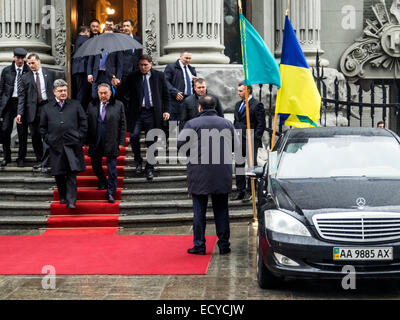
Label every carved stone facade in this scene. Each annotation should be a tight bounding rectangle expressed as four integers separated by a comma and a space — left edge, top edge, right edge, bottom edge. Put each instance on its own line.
340, 0, 400, 80
0, 0, 63, 69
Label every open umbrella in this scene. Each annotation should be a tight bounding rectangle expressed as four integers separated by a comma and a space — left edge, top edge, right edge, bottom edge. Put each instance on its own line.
73, 32, 143, 58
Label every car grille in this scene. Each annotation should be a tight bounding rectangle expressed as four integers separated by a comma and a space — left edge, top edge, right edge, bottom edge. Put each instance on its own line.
312, 212, 400, 243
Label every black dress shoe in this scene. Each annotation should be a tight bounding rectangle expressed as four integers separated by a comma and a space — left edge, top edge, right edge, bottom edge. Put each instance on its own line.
67, 203, 76, 209
219, 247, 231, 255
59, 199, 67, 205
97, 184, 107, 191
33, 163, 42, 169
231, 191, 245, 201
135, 163, 143, 174
106, 193, 115, 203
242, 192, 252, 203
41, 167, 50, 174
146, 169, 154, 181
17, 159, 25, 168
187, 247, 206, 255
0, 159, 10, 167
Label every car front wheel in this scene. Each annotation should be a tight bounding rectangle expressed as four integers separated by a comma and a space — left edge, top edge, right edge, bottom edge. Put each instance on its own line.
257, 238, 282, 289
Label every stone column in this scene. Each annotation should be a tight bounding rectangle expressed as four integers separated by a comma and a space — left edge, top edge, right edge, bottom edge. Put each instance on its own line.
0, 0, 58, 67
157, 0, 230, 65
275, 0, 328, 67
142, 0, 161, 63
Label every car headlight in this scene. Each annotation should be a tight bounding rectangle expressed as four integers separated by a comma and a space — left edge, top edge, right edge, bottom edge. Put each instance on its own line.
264, 210, 311, 237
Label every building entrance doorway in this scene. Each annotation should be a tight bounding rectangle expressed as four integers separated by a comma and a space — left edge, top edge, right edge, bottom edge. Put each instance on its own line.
67, 0, 141, 97
70, 0, 141, 40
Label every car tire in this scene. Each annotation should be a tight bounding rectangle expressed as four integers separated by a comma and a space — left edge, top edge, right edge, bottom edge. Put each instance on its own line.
257, 240, 282, 289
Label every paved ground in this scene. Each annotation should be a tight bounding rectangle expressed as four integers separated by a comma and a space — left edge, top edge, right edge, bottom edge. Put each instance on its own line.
0, 221, 400, 300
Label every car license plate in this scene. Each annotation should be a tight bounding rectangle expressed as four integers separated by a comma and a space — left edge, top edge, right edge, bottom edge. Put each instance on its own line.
333, 247, 393, 261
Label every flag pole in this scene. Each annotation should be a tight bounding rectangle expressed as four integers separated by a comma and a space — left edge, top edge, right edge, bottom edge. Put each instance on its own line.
238, 0, 258, 224
271, 6, 289, 151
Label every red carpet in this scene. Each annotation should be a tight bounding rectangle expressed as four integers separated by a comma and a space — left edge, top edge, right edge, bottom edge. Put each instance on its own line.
45, 146, 128, 234
0, 235, 218, 275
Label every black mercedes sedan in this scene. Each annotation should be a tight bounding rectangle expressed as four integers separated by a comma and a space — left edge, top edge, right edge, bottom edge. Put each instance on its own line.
254, 127, 400, 289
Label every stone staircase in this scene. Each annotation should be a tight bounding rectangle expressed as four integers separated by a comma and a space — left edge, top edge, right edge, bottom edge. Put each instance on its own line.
0, 136, 253, 229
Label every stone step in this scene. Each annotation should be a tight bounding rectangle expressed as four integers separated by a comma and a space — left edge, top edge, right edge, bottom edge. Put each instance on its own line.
7, 156, 188, 167
0, 198, 252, 216
0, 187, 239, 202
0, 209, 253, 230
0, 165, 188, 177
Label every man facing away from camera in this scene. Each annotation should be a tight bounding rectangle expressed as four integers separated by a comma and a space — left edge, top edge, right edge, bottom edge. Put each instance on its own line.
178, 95, 240, 256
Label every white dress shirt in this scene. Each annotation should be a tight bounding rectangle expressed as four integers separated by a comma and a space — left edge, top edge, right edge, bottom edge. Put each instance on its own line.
12, 65, 23, 98
35, 68, 48, 101
142, 71, 153, 107
179, 60, 193, 96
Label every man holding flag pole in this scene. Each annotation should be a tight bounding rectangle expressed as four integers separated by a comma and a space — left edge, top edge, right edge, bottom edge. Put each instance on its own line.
237, 0, 281, 222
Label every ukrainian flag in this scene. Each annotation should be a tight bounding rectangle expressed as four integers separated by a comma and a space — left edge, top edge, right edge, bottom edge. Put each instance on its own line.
276, 16, 321, 128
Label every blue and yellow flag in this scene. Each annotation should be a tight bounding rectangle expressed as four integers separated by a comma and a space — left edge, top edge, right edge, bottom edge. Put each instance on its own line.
275, 16, 321, 128
239, 14, 281, 88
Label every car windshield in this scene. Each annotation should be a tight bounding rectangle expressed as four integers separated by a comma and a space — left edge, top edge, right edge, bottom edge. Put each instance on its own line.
277, 135, 400, 179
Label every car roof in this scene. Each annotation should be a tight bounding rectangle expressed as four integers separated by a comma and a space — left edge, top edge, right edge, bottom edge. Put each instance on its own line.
286, 127, 394, 139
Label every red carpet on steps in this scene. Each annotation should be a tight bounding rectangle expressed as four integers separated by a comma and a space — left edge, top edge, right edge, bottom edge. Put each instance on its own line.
0, 134, 220, 276
44, 145, 128, 234
0, 235, 218, 275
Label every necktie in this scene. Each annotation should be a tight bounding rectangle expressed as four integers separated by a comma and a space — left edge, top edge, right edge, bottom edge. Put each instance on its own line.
35, 72, 43, 103
58, 101, 64, 109
239, 101, 246, 115
100, 52, 108, 70
101, 103, 106, 121
184, 66, 192, 96
16, 68, 22, 94
143, 75, 151, 109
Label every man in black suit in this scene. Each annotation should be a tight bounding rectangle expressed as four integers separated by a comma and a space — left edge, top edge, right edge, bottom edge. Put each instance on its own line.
115, 19, 142, 110
164, 50, 197, 122
87, 49, 123, 100
181, 78, 224, 129
232, 82, 266, 202
89, 19, 100, 38
86, 83, 126, 203
40, 79, 87, 209
17, 53, 55, 170
0, 48, 30, 167
72, 26, 91, 110
125, 54, 170, 180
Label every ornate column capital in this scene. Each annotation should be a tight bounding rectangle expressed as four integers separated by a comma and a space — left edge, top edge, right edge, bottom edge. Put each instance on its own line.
158, 0, 229, 65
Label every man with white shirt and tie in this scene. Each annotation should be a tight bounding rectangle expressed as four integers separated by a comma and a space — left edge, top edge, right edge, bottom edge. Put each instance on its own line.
164, 50, 197, 123
17, 53, 55, 171
40, 80, 88, 209
125, 54, 170, 181
86, 83, 126, 203
0, 48, 30, 167
232, 82, 266, 202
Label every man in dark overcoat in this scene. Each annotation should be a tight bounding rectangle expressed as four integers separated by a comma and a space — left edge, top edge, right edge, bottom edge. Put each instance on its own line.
86, 83, 126, 203
0, 48, 30, 167
16, 53, 55, 170
164, 50, 197, 122
180, 78, 224, 129
125, 54, 170, 180
178, 95, 240, 256
72, 26, 91, 110
40, 79, 88, 209
232, 82, 266, 202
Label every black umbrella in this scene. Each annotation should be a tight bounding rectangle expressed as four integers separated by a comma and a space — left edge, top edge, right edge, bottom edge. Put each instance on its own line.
73, 32, 143, 58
